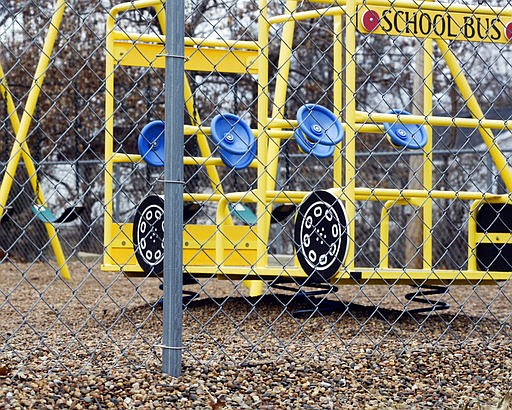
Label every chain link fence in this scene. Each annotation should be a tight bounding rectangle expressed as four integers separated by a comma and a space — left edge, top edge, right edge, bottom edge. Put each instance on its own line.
1, 0, 512, 404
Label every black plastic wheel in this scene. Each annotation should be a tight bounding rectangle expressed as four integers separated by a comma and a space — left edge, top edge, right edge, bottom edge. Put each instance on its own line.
133, 195, 165, 275
294, 190, 349, 282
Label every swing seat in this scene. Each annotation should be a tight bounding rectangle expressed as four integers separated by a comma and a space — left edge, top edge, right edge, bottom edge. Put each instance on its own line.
271, 203, 296, 224
229, 203, 296, 225
229, 203, 258, 225
184, 202, 201, 222
31, 204, 84, 224
0, 206, 13, 222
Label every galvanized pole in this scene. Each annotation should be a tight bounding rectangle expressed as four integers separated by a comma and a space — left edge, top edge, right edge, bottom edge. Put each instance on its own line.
163, 0, 184, 377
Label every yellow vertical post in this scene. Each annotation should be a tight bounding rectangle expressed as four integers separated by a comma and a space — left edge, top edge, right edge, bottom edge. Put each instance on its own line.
245, 0, 297, 297
246, 0, 272, 297
266, 0, 297, 195
103, 13, 117, 268
422, 39, 433, 270
252, 0, 297, 264
342, 0, 357, 269
153, 1, 166, 31
0, 1, 70, 280
467, 201, 479, 271
333, 14, 344, 189
379, 202, 392, 269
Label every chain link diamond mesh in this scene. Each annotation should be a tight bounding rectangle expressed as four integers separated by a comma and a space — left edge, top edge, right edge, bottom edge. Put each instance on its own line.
1, 0, 512, 391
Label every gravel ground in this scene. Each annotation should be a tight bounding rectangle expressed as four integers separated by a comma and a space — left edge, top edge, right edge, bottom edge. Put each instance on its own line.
1, 261, 512, 408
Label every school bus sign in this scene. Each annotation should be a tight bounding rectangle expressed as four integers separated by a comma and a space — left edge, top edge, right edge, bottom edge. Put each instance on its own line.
358, 5, 512, 43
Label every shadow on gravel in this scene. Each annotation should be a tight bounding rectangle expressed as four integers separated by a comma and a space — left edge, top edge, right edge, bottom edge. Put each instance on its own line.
199, 293, 508, 337
114, 290, 510, 344
183, 292, 503, 325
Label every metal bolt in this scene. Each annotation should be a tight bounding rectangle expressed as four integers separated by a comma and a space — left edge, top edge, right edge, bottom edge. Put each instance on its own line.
311, 124, 323, 134
225, 133, 234, 142
397, 128, 407, 137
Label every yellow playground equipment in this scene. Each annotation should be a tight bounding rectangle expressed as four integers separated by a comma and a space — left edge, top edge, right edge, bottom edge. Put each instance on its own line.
0, 0, 72, 280
102, 0, 512, 295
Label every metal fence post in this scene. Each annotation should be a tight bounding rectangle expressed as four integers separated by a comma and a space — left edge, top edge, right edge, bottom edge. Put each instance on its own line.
162, 0, 184, 377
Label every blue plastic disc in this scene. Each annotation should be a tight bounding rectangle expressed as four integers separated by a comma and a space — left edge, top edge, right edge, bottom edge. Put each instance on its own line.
217, 144, 256, 169
138, 120, 165, 167
211, 113, 256, 169
293, 130, 336, 158
383, 109, 428, 150
296, 104, 344, 146
295, 104, 344, 158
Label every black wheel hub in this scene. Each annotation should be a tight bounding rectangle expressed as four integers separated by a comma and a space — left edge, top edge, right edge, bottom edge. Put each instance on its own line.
294, 190, 349, 282
133, 195, 165, 275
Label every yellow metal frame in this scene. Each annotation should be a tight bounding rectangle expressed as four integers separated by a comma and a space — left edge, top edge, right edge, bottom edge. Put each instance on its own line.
102, 0, 512, 289
0, 0, 70, 280
102, 0, 260, 280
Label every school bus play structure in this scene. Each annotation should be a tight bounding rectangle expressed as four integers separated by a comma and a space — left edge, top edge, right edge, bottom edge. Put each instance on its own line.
101, 0, 512, 296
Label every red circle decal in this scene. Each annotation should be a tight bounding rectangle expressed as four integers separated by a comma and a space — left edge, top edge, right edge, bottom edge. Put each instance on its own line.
362, 10, 380, 32
505, 22, 512, 41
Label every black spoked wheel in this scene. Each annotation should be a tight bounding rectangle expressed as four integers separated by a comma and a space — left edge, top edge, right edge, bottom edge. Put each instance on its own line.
133, 195, 165, 275
294, 190, 349, 283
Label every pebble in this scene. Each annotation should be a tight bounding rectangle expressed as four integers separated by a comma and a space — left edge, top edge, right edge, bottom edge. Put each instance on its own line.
1, 264, 512, 408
